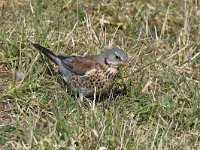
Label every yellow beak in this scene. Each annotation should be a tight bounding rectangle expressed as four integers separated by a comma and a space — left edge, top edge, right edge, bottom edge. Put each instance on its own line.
120, 60, 130, 67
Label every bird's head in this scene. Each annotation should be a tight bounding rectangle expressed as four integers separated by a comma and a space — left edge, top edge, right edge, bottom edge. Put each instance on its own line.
103, 48, 129, 68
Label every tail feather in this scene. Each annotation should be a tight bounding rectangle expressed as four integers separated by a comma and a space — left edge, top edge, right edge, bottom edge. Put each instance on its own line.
32, 43, 60, 65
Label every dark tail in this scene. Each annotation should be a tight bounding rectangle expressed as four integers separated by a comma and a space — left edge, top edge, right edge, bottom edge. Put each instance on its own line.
32, 43, 60, 65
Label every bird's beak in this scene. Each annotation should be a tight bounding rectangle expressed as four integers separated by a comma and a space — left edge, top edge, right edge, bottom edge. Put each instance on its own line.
120, 60, 130, 67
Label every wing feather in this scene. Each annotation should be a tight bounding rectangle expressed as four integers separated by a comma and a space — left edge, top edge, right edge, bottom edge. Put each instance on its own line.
61, 56, 101, 76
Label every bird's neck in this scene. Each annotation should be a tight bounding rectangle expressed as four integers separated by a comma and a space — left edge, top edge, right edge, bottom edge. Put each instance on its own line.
95, 53, 105, 65
102, 65, 118, 80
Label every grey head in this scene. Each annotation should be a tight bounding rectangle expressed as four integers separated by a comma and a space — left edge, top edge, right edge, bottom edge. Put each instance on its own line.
95, 48, 129, 67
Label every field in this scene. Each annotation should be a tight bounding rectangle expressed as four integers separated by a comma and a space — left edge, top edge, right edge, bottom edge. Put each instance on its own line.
0, 0, 199, 149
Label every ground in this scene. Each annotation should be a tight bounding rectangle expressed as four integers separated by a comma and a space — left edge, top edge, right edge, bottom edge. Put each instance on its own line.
0, 0, 199, 149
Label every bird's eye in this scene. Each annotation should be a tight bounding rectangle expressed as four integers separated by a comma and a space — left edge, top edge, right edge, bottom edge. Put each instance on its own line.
115, 55, 121, 60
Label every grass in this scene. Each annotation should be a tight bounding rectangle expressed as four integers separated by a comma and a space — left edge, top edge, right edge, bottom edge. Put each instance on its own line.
0, 0, 200, 149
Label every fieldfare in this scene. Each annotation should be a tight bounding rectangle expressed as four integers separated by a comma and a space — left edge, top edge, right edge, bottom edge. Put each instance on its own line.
32, 43, 129, 101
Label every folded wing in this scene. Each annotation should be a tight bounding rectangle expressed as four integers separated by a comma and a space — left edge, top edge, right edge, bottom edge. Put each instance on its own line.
60, 56, 101, 76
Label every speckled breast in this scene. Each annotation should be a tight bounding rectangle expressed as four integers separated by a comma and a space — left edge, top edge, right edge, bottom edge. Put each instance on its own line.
67, 66, 118, 95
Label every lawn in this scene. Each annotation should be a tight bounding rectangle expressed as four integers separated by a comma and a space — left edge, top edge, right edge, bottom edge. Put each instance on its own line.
0, 0, 199, 149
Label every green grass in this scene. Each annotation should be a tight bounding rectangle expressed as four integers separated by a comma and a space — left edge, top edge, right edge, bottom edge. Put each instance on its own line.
0, 0, 200, 149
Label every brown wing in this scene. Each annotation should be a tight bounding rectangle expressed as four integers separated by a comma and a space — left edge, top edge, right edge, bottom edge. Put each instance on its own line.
60, 56, 101, 76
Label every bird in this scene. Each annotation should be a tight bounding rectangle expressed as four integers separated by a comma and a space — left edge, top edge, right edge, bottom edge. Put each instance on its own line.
32, 43, 129, 101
